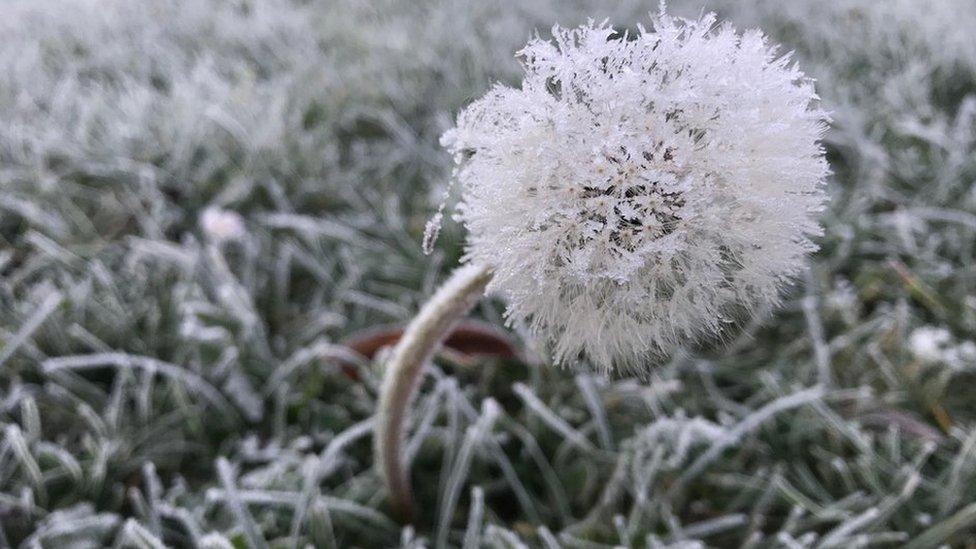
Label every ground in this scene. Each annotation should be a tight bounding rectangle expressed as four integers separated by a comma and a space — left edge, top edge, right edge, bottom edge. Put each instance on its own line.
1, 0, 975, 547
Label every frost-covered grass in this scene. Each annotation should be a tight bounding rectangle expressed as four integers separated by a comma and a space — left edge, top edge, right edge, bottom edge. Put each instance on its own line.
1, 0, 975, 547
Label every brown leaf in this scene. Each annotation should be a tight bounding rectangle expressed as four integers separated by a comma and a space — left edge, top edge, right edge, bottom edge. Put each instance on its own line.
336, 320, 522, 380
859, 408, 946, 445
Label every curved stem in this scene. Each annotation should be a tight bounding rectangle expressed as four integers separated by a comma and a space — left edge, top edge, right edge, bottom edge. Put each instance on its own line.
374, 263, 492, 522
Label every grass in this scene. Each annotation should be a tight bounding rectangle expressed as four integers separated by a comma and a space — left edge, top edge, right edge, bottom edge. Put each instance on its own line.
1, 0, 975, 547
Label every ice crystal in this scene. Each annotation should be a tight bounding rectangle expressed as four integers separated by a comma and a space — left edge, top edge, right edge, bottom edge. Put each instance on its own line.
443, 12, 830, 371
200, 207, 246, 243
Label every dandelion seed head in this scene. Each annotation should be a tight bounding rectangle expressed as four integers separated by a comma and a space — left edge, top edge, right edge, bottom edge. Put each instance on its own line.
442, 12, 830, 372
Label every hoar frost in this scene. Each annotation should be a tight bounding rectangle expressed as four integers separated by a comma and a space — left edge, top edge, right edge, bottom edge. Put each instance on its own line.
441, 12, 830, 371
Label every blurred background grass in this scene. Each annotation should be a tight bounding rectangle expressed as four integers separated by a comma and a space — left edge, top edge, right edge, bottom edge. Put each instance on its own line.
1, 0, 975, 547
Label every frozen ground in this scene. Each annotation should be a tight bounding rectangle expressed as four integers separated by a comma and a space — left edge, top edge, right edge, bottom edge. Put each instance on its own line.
1, 0, 975, 546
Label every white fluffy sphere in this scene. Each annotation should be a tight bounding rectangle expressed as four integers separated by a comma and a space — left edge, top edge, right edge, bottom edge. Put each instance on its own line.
441, 12, 830, 372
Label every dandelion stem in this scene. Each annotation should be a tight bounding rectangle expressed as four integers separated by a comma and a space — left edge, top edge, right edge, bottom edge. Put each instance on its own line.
374, 263, 492, 522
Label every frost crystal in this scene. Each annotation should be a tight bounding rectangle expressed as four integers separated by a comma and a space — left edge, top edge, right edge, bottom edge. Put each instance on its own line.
442, 12, 830, 371
200, 207, 246, 243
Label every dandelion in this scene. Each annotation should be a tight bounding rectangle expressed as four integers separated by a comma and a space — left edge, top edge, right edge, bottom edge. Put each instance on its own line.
377, 9, 829, 520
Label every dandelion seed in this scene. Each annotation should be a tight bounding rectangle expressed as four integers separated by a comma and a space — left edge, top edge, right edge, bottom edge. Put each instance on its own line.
422, 211, 444, 256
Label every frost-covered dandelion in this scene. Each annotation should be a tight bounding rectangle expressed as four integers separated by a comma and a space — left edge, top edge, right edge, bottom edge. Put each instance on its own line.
377, 10, 829, 520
